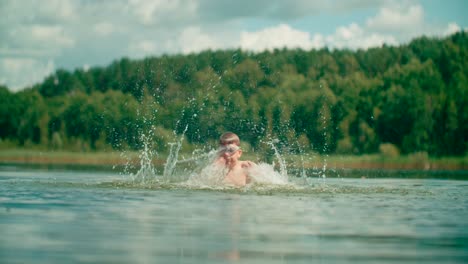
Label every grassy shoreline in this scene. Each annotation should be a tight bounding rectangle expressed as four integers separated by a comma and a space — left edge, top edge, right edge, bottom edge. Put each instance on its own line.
1, 149, 467, 171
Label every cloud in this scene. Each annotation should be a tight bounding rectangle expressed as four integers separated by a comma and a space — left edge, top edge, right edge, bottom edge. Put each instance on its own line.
2, 16, 75, 56
365, 3, 464, 41
0, 0, 465, 91
239, 23, 398, 52
240, 24, 315, 52
178, 27, 222, 54
0, 0, 77, 26
35, 0, 78, 23
327, 23, 398, 49
127, 0, 198, 26
128, 40, 158, 58
366, 4, 424, 32
93, 22, 115, 36
29, 25, 75, 47
0, 58, 55, 91
443, 23, 461, 36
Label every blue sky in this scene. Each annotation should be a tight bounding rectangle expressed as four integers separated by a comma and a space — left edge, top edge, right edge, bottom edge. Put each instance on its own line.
0, 0, 466, 91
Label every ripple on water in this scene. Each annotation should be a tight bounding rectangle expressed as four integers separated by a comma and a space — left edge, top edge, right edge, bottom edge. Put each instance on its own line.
38, 178, 432, 197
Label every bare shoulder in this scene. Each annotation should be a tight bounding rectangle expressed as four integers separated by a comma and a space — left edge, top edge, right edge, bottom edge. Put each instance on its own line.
241, 160, 256, 168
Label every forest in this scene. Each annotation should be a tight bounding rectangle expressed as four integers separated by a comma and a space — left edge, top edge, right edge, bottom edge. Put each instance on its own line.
0, 32, 467, 157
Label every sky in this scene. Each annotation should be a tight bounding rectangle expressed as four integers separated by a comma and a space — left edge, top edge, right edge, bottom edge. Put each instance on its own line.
0, 0, 466, 92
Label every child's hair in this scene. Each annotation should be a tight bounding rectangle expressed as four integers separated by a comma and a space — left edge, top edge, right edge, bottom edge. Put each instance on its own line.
219, 132, 240, 146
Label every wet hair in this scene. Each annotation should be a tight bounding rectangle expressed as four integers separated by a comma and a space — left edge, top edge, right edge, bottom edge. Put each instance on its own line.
219, 132, 240, 146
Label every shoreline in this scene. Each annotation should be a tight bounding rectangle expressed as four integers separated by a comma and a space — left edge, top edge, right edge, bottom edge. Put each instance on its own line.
1, 149, 467, 171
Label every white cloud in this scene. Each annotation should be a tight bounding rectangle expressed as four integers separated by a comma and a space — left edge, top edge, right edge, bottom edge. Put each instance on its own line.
0, 0, 77, 25
239, 23, 398, 52
94, 22, 115, 36
0, 58, 55, 91
29, 25, 75, 47
2, 24, 74, 58
443, 23, 461, 36
36, 0, 77, 23
366, 4, 424, 32
326, 23, 398, 49
365, 3, 464, 42
128, 0, 167, 25
138, 41, 157, 53
240, 24, 315, 52
128, 0, 198, 26
128, 40, 158, 58
178, 27, 222, 53
311, 34, 326, 49
335, 23, 364, 40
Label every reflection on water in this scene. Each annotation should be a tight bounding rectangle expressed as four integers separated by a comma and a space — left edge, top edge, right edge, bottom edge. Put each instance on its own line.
0, 165, 467, 263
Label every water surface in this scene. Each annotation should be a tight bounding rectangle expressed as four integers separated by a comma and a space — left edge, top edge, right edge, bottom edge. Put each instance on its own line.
1, 165, 467, 263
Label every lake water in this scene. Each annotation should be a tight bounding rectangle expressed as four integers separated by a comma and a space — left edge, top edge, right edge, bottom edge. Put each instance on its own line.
1, 164, 467, 263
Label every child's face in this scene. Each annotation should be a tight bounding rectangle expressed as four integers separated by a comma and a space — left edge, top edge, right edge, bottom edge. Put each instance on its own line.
220, 144, 242, 162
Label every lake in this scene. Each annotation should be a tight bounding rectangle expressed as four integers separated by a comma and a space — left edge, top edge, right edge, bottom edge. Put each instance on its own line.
1, 164, 467, 263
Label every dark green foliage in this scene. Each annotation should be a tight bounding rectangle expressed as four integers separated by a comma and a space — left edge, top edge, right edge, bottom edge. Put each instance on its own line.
0, 86, 21, 139
1, 32, 466, 156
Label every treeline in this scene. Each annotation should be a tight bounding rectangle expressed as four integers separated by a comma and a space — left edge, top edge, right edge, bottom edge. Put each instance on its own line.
0, 32, 467, 156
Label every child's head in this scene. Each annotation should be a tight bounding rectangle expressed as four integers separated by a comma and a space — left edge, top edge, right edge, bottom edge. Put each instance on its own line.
219, 132, 240, 146
218, 132, 242, 161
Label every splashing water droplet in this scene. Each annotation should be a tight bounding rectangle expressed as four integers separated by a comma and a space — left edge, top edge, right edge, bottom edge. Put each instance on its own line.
266, 139, 288, 179
131, 133, 157, 183
163, 125, 188, 181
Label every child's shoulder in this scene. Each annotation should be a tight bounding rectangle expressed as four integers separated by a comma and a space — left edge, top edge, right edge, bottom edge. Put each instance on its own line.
240, 160, 256, 169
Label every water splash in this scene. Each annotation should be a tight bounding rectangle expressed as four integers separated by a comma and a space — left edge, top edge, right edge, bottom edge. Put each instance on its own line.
248, 163, 288, 185
265, 138, 288, 179
184, 138, 291, 188
185, 158, 226, 187
163, 125, 188, 182
298, 154, 307, 179
131, 132, 157, 183
318, 106, 330, 179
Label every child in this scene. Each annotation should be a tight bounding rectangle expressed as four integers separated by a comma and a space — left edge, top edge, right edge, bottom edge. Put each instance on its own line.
216, 132, 256, 186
